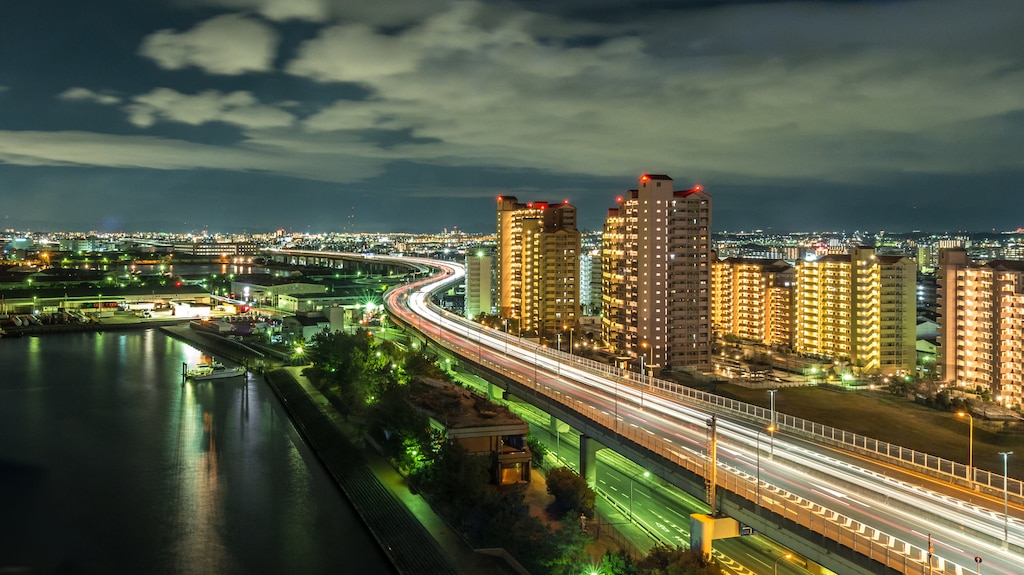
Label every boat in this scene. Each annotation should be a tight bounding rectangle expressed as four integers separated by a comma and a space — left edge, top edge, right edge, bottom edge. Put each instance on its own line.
186, 361, 246, 381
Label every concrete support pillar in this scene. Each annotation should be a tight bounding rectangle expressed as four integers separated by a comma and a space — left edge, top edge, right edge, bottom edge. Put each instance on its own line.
579, 435, 599, 488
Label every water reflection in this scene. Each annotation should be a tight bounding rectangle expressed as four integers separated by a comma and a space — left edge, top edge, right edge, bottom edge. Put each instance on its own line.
0, 331, 393, 574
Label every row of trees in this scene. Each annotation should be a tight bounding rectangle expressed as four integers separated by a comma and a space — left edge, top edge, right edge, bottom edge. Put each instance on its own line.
303, 328, 723, 575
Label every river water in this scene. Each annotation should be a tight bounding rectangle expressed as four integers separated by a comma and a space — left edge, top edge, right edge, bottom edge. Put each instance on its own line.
0, 329, 394, 574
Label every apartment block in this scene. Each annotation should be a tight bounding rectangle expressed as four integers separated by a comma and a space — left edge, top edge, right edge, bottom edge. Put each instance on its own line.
794, 247, 916, 375
938, 249, 1024, 408
465, 251, 493, 320
711, 257, 795, 348
601, 174, 712, 371
496, 197, 580, 336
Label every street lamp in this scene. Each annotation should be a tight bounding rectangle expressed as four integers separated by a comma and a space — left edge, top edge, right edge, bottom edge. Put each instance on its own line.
502, 318, 509, 355
999, 451, 1013, 548
556, 333, 562, 376
639, 352, 646, 410
768, 389, 778, 459
641, 341, 653, 382
958, 411, 974, 484
773, 553, 792, 575
629, 470, 651, 522
756, 425, 776, 505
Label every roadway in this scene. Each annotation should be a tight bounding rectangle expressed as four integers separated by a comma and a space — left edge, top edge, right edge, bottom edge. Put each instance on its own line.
446, 363, 811, 575
378, 256, 1023, 575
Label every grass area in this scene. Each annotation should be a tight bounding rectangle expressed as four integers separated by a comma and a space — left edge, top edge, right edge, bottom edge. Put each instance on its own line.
714, 383, 1024, 478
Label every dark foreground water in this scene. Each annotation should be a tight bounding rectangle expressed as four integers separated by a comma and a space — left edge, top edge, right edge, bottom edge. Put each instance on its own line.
0, 330, 394, 574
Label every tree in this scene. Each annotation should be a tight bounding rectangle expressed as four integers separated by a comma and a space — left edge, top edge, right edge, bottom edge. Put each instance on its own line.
545, 466, 595, 516
527, 435, 548, 467
636, 546, 724, 575
545, 523, 592, 575
598, 549, 640, 575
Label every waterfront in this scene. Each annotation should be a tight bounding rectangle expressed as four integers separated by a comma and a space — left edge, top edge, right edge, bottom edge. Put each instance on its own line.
0, 329, 394, 574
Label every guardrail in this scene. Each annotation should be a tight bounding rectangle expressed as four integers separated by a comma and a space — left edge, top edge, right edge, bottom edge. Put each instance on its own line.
430, 328, 959, 575
478, 323, 1024, 500
381, 260, 1009, 575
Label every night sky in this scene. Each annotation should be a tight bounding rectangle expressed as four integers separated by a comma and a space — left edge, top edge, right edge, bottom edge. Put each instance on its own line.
1, 0, 1022, 234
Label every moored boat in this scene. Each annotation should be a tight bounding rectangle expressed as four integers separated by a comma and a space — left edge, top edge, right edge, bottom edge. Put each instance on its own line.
187, 361, 246, 381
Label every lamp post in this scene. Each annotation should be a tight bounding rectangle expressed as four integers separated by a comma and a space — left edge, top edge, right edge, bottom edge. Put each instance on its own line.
958, 411, 974, 484
768, 389, 778, 459
773, 553, 792, 575
999, 451, 1013, 548
756, 425, 776, 505
629, 470, 651, 522
556, 333, 562, 376
641, 341, 653, 383
503, 318, 509, 355
639, 353, 646, 410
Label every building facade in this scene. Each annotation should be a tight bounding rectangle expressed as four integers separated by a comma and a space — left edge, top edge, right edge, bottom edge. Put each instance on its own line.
496, 197, 580, 336
710, 257, 795, 348
464, 251, 493, 320
601, 174, 712, 371
579, 249, 603, 316
937, 249, 1024, 408
794, 247, 916, 375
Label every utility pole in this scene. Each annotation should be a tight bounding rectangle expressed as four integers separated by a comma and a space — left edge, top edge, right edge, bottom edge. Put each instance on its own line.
706, 416, 718, 516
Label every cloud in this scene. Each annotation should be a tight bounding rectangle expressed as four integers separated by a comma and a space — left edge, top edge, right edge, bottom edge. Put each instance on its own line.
58, 87, 122, 105
174, 0, 450, 25
126, 88, 295, 129
283, 0, 1024, 185
139, 14, 278, 75
0, 129, 386, 185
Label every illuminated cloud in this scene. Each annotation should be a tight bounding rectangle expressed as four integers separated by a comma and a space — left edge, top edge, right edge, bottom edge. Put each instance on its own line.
139, 14, 278, 75
176, 0, 450, 25
126, 88, 295, 129
3, 0, 1024, 231
0, 129, 384, 184
285, 0, 1024, 183
58, 87, 122, 106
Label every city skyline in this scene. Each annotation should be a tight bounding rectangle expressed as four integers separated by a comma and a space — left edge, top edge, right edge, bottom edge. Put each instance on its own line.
2, 0, 1023, 234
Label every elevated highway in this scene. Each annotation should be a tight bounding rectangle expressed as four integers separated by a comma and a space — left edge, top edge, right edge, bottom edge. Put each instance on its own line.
278, 251, 1024, 575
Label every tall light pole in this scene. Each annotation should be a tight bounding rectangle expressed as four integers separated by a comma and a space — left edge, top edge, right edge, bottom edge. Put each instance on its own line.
773, 553, 792, 575
534, 345, 540, 387
958, 411, 974, 484
641, 341, 653, 384
756, 425, 776, 506
502, 318, 509, 355
999, 451, 1013, 548
639, 353, 646, 410
768, 389, 778, 459
628, 470, 650, 522
556, 333, 562, 376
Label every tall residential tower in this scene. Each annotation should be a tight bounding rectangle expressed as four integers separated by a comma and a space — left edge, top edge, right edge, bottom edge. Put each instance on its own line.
794, 247, 916, 375
601, 174, 712, 371
938, 249, 1024, 408
496, 197, 580, 337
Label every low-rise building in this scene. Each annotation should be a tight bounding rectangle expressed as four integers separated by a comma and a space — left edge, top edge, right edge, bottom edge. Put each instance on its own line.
410, 379, 532, 485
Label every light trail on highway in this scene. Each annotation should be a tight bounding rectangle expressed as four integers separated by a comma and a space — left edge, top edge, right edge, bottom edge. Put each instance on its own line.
375, 255, 1024, 575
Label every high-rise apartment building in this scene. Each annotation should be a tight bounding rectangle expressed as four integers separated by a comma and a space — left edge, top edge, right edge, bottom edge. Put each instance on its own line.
937, 249, 1024, 408
579, 249, 603, 316
711, 257, 795, 348
601, 174, 712, 370
465, 251, 493, 320
496, 197, 580, 336
794, 247, 916, 375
